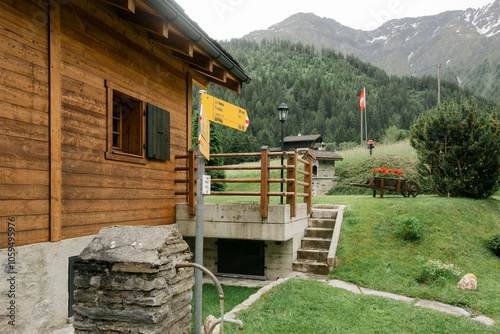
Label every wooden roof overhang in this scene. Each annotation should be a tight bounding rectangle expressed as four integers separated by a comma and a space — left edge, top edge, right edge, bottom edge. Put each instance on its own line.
101, 0, 250, 93
302, 150, 344, 162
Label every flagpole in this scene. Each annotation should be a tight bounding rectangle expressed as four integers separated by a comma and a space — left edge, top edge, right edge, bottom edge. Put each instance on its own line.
360, 87, 365, 147
360, 107, 363, 147
364, 88, 368, 144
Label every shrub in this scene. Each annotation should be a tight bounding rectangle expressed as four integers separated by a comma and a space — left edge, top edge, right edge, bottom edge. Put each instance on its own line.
410, 101, 500, 198
395, 216, 423, 241
486, 233, 500, 257
417, 260, 461, 285
381, 125, 409, 144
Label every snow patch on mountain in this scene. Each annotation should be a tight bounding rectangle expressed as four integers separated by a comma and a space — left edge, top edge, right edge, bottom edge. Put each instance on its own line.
368, 35, 388, 44
463, 1, 500, 37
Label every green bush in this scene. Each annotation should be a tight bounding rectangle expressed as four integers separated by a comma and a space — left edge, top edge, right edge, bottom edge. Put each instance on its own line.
486, 232, 500, 257
417, 260, 462, 285
410, 101, 500, 198
395, 216, 423, 241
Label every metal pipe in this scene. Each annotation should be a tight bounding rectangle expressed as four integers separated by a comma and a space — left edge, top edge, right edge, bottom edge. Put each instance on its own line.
208, 318, 244, 334
176, 262, 232, 334
280, 120, 285, 204
176, 262, 224, 300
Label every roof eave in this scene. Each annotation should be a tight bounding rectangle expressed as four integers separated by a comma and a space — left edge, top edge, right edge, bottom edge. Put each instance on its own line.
144, 0, 251, 85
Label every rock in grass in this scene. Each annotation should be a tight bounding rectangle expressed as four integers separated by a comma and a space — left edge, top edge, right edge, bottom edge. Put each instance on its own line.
457, 273, 477, 290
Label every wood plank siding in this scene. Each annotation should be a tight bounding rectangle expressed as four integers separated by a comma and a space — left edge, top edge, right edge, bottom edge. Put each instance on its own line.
0, 0, 50, 246
0, 0, 249, 248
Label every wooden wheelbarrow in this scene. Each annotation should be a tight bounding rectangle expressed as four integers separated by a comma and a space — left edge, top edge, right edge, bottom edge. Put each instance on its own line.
346, 177, 420, 198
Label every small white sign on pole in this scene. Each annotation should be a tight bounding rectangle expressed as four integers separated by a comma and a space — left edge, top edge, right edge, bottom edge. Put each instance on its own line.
202, 175, 211, 195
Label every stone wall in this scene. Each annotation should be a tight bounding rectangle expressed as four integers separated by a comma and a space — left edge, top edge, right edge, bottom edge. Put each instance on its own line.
313, 176, 341, 196
0, 235, 95, 333
316, 160, 336, 178
73, 225, 194, 334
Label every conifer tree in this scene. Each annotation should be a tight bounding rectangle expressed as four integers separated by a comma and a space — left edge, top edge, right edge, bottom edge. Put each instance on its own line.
410, 101, 500, 198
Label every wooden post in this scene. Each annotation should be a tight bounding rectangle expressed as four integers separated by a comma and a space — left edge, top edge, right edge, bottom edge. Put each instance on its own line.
286, 150, 297, 217
260, 146, 270, 218
186, 72, 193, 150
188, 149, 196, 215
438, 62, 441, 105
49, 0, 62, 242
303, 157, 313, 215
379, 178, 385, 198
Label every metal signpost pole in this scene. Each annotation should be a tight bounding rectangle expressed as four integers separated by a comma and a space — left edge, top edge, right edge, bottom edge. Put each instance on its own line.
194, 90, 206, 334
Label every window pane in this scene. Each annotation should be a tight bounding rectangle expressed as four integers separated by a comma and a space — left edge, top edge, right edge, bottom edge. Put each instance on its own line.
113, 103, 120, 118
112, 133, 120, 149
113, 119, 120, 132
112, 91, 142, 156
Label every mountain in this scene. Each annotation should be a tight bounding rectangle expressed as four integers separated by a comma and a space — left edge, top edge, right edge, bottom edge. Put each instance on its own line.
243, 1, 500, 102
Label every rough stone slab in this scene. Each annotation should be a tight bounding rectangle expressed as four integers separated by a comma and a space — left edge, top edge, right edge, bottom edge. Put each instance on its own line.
471, 315, 495, 326
414, 299, 470, 317
78, 225, 190, 266
328, 279, 361, 294
73, 302, 171, 323
359, 287, 414, 303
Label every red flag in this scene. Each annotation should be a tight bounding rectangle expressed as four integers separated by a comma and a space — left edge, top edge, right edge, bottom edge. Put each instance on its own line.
359, 88, 365, 111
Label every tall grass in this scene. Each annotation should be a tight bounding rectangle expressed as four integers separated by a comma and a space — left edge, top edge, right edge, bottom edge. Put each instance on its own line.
333, 140, 417, 177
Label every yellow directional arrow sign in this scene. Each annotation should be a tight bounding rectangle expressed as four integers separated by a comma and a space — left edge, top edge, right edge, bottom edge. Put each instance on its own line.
198, 104, 210, 160
201, 92, 249, 131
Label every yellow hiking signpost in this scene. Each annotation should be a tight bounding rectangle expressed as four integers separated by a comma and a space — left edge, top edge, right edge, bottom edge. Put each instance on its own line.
194, 91, 249, 333
200, 92, 249, 132
198, 105, 210, 160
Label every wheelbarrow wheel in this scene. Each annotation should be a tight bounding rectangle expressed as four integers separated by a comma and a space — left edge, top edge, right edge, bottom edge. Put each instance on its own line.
401, 181, 419, 197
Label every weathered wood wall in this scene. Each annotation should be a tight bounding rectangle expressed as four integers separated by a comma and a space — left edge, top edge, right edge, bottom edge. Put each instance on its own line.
0, 0, 191, 248
0, 0, 51, 246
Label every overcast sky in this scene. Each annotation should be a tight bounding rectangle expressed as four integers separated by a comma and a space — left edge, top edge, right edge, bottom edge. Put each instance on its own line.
174, 0, 494, 40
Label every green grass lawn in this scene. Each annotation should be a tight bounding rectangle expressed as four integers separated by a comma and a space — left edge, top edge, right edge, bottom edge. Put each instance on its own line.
315, 195, 500, 321
223, 279, 498, 334
190, 284, 260, 333
201, 195, 500, 333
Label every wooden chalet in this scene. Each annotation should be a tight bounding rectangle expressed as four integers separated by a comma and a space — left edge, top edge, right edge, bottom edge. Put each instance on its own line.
0, 0, 250, 249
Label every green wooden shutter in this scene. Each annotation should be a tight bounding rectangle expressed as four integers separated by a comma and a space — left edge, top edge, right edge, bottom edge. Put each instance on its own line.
147, 104, 170, 161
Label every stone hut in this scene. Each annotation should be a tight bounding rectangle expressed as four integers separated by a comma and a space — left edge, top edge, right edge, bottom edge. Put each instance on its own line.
302, 145, 343, 195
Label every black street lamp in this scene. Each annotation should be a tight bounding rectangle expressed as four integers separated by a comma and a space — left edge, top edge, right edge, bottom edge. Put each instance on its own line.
278, 103, 289, 204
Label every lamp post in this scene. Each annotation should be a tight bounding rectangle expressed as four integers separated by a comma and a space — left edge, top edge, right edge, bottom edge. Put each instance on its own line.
278, 103, 289, 205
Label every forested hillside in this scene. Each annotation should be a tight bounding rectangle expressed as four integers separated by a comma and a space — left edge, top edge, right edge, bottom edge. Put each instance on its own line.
195, 39, 497, 153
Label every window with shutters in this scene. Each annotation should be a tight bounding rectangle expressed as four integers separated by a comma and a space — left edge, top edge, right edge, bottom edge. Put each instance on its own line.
105, 81, 170, 164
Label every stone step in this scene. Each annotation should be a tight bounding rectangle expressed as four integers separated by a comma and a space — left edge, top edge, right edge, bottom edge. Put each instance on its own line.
313, 204, 342, 210
293, 259, 331, 275
309, 218, 336, 229
304, 227, 334, 239
311, 209, 338, 219
301, 237, 331, 250
296, 248, 328, 262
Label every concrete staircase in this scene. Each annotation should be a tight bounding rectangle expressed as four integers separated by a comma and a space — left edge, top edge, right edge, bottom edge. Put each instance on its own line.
292, 205, 344, 275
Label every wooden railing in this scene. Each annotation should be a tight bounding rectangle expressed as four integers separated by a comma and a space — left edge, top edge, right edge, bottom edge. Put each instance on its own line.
175, 146, 314, 218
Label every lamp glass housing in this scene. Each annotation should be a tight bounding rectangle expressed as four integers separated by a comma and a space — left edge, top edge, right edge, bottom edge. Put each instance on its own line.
278, 103, 289, 122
